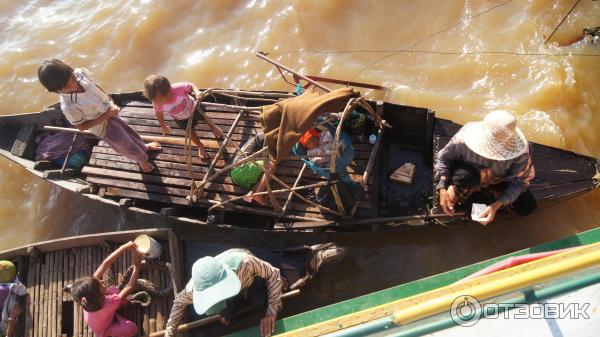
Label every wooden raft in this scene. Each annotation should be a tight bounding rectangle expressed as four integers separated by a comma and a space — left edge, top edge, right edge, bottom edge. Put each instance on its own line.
82, 98, 380, 221
17, 241, 174, 337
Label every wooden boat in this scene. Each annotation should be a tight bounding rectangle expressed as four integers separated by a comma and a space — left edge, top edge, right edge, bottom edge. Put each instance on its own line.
0, 228, 329, 337
0, 228, 182, 337
1, 56, 598, 231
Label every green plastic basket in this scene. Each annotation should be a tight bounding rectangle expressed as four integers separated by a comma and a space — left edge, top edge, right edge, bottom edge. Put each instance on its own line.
231, 160, 265, 189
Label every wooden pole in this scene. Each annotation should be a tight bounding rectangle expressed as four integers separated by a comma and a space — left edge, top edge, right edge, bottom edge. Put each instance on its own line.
42, 126, 219, 149
256, 52, 333, 92
280, 163, 307, 217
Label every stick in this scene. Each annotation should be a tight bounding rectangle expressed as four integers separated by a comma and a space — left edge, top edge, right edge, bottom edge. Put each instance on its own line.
60, 134, 78, 177
42, 126, 220, 149
256, 52, 333, 92
280, 163, 307, 217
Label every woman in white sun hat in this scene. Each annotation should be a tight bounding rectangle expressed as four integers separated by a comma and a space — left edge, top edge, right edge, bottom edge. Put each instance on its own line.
434, 110, 536, 225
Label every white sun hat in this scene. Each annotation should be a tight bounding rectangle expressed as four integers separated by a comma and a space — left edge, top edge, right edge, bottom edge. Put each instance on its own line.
462, 110, 528, 161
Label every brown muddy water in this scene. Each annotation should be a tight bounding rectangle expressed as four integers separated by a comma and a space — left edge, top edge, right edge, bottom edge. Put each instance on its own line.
0, 0, 599, 318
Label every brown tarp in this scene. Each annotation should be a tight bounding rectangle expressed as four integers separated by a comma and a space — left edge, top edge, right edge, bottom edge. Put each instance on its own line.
260, 87, 359, 163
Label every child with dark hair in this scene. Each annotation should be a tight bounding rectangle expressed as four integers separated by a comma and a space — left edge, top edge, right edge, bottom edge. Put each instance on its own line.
143, 74, 224, 159
37, 59, 161, 172
69, 242, 141, 337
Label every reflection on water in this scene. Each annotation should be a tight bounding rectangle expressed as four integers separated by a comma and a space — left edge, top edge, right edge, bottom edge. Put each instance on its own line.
0, 0, 599, 316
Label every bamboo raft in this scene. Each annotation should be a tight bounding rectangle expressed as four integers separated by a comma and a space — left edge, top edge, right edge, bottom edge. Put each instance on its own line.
0, 229, 182, 337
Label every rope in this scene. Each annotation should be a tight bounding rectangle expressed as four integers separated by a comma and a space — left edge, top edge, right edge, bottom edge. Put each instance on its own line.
544, 0, 583, 44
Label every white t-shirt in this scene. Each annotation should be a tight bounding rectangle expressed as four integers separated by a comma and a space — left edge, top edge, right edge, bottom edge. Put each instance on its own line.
60, 68, 115, 137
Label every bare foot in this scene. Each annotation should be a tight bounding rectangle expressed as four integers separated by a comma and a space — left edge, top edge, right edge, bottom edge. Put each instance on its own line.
146, 141, 161, 151
138, 161, 154, 172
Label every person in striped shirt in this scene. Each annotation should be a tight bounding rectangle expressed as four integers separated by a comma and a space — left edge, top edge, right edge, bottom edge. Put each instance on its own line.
434, 110, 536, 225
164, 249, 283, 337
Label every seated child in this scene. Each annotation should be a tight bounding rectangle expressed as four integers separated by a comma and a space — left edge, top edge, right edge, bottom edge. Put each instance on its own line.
143, 75, 224, 159
68, 242, 142, 337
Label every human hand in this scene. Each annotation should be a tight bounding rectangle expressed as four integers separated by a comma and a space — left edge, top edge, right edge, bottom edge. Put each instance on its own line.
260, 315, 277, 337
438, 189, 455, 216
447, 185, 458, 204
133, 251, 143, 266
161, 125, 172, 135
9, 303, 22, 319
218, 315, 230, 326
478, 201, 502, 225
107, 107, 120, 118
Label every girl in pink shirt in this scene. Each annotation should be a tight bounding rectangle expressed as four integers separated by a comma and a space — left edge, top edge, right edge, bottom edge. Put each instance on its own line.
143, 75, 224, 159
69, 242, 141, 337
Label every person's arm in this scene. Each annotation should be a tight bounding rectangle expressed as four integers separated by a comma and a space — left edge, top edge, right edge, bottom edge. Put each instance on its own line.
478, 155, 535, 225
73, 105, 119, 131
118, 251, 142, 299
434, 136, 463, 215
164, 280, 194, 337
5, 303, 22, 337
154, 109, 171, 135
497, 156, 535, 206
238, 255, 283, 337
93, 241, 136, 279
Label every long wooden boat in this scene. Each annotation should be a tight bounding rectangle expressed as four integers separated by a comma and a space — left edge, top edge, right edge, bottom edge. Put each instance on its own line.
0, 87, 598, 231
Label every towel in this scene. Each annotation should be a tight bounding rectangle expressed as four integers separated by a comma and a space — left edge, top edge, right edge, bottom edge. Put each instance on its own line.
260, 87, 359, 163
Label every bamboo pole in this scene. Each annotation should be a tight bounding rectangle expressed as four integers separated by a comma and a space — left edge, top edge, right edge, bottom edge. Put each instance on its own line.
189, 110, 246, 202
208, 179, 331, 213
42, 126, 220, 149
211, 89, 295, 98
256, 53, 333, 92
280, 163, 307, 217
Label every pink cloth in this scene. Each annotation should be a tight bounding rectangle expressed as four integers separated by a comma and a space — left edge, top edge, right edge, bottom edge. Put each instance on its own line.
83, 286, 137, 337
152, 82, 195, 120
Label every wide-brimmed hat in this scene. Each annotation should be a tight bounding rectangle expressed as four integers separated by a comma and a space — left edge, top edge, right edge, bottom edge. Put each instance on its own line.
462, 110, 528, 161
192, 256, 241, 315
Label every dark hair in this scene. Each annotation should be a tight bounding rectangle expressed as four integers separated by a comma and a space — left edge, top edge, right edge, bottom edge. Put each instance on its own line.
69, 276, 104, 312
37, 59, 74, 93
143, 74, 171, 100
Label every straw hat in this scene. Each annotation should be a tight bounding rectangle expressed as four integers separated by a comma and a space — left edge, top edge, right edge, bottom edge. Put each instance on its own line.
462, 110, 528, 161
191, 256, 241, 315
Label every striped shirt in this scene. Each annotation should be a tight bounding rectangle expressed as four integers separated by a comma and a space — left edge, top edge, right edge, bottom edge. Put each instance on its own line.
164, 249, 283, 337
434, 128, 535, 206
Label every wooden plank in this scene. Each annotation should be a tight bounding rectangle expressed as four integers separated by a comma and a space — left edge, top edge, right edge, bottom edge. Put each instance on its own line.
73, 249, 80, 337
41, 252, 49, 337
25, 255, 36, 337
51, 252, 57, 337
89, 144, 370, 184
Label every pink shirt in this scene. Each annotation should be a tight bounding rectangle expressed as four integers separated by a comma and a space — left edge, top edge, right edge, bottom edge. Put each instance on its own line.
152, 82, 195, 120
83, 286, 122, 337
